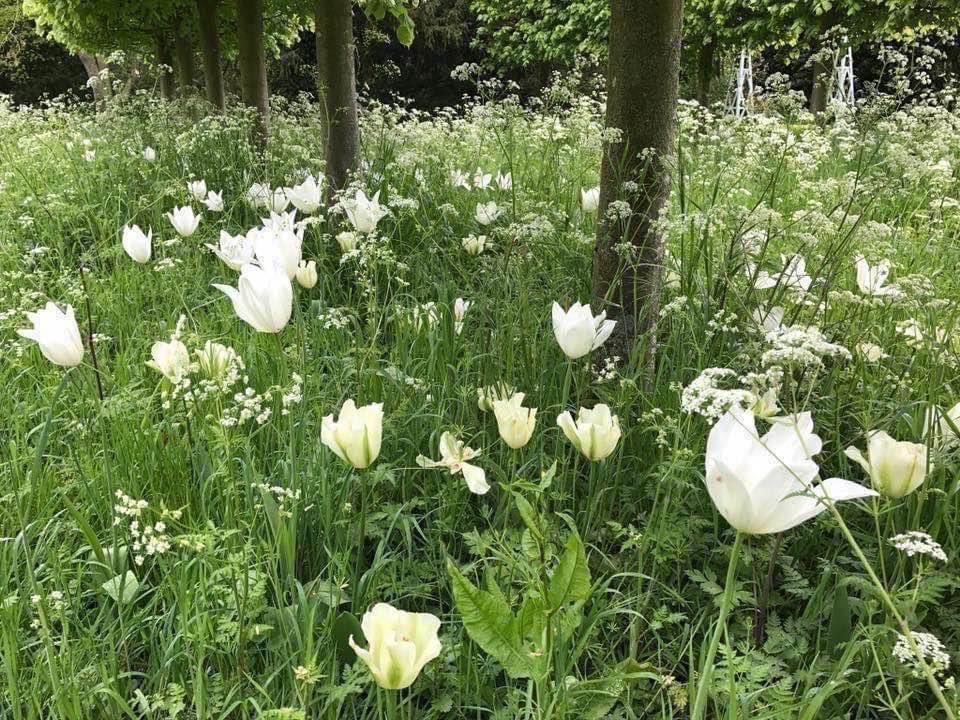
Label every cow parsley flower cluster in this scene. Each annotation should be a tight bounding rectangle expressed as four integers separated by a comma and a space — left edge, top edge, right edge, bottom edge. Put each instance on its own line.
893, 631, 951, 679
761, 325, 851, 367
889, 531, 948, 562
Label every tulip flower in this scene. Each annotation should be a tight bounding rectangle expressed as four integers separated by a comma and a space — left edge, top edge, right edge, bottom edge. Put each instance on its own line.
581, 186, 600, 213
473, 168, 492, 189
206, 230, 256, 271
267, 188, 290, 213
246, 182, 271, 209
453, 297, 470, 335
146, 339, 190, 381
167, 206, 201, 237
856, 342, 888, 362
187, 180, 207, 202
295, 260, 318, 289
845, 431, 928, 498
475, 201, 501, 226
212, 263, 293, 333
121, 224, 152, 264
343, 190, 388, 234
927, 401, 960, 450
754, 254, 811, 293
495, 171, 513, 191
337, 231, 359, 253
854, 255, 900, 297
287, 175, 324, 215
417, 432, 489, 494
493, 393, 537, 449
17, 302, 85, 367
557, 404, 621, 461
321, 399, 384, 469
197, 341, 234, 379
552, 301, 616, 359
252, 226, 303, 279
348, 602, 442, 690
142, 146, 156, 162
462, 234, 487, 256
203, 191, 224, 212
450, 169, 470, 189
705, 408, 876, 534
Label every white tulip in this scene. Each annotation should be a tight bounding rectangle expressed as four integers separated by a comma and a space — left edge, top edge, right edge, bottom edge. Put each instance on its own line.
187, 180, 207, 202
167, 206, 201, 237
321, 399, 384, 469
417, 432, 489, 494
854, 255, 900, 297
17, 302, 85, 367
928, 402, 960, 450
551, 301, 616, 359
495, 171, 513, 191
246, 182, 272, 209
142, 146, 156, 162
212, 263, 293, 333
450, 169, 471, 189
581, 186, 600, 213
343, 190, 388, 234
206, 230, 256, 271
453, 297, 470, 335
196, 341, 234, 379
557, 404, 621, 461
252, 226, 302, 279
203, 190, 224, 212
754, 254, 811, 293
845, 431, 928, 499
146, 339, 190, 381
475, 201, 501, 226
267, 187, 290, 213
462, 234, 487, 256
493, 393, 537, 449
295, 260, 318, 289
856, 342, 888, 362
753, 306, 785, 334
287, 174, 324, 215
121, 224, 152, 263
707, 408, 876, 534
348, 602, 442, 690
473, 167, 492, 190
337, 231, 359, 253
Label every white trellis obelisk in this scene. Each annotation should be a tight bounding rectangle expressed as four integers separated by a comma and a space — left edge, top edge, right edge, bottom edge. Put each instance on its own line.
729, 48, 754, 118
832, 44, 855, 108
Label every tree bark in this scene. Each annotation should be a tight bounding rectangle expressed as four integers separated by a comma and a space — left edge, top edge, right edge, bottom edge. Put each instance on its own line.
156, 35, 176, 100
78, 51, 111, 110
592, 0, 683, 366
315, 0, 360, 195
810, 54, 829, 114
236, 0, 270, 146
196, 0, 225, 110
174, 23, 196, 95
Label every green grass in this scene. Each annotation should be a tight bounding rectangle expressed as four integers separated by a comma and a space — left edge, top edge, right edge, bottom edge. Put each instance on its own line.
1, 85, 960, 719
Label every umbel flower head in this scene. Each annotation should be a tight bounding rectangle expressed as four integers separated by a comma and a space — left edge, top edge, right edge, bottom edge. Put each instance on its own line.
706, 408, 876, 534
557, 403, 621, 461
348, 602, 442, 690
321, 399, 384, 469
17, 302, 85, 367
212, 263, 293, 333
845, 431, 928, 498
552, 301, 616, 360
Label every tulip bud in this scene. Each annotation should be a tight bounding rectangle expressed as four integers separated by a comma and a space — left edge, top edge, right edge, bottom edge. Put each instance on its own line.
348, 603, 442, 690
453, 297, 470, 335
295, 260, 318, 289
556, 404, 621, 461
17, 302, 85, 367
492, 393, 537, 449
552, 301, 616, 360
845, 431, 928, 498
337, 231, 359, 253
461, 234, 487, 256
142, 146, 156, 162
121, 224, 152, 264
581, 186, 600, 213
321, 399, 384, 469
197, 341, 234, 380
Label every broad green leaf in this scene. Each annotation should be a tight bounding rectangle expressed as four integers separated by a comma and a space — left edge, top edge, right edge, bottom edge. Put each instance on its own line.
102, 571, 139, 604
332, 611, 364, 662
547, 533, 591, 610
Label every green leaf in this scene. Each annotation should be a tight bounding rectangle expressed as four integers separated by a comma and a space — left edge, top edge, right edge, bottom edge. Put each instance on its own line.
827, 582, 851, 651
447, 558, 539, 679
514, 494, 543, 541
547, 533, 591, 610
396, 20, 414, 47
332, 611, 364, 662
101, 571, 139, 604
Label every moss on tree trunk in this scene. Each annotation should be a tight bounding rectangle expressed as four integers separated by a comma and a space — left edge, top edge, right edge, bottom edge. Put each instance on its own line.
592, 0, 683, 367
315, 0, 360, 195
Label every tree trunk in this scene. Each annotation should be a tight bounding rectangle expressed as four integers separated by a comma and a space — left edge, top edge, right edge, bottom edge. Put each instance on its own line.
592, 0, 683, 366
315, 0, 360, 195
236, 0, 270, 146
810, 54, 829, 114
696, 39, 715, 106
196, 0, 226, 110
78, 51, 110, 110
157, 36, 176, 100
174, 23, 196, 95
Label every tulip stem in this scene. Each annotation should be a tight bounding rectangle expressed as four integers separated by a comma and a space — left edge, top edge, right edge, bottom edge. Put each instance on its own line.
690, 531, 743, 720
78, 263, 105, 403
